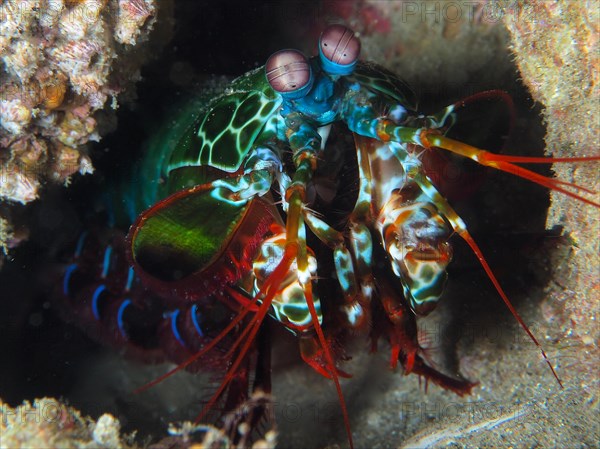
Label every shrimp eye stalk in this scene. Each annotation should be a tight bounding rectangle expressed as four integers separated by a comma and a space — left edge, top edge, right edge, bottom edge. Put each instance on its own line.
319, 24, 361, 76
265, 49, 314, 99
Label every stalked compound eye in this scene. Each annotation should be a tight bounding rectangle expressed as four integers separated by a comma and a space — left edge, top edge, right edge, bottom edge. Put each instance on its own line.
265, 49, 314, 100
319, 24, 361, 76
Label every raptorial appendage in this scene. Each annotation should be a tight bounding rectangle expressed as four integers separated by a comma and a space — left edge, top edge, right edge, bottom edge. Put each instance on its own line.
377, 188, 453, 316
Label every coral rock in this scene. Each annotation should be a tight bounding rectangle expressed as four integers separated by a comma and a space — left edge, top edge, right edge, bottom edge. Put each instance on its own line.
0, 0, 165, 254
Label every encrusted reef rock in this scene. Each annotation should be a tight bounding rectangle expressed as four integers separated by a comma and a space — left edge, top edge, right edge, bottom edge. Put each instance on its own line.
0, 396, 277, 449
0, 397, 136, 449
0, 0, 164, 258
501, 0, 599, 378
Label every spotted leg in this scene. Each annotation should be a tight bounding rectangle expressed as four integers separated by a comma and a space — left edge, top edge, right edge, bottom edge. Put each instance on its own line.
284, 133, 376, 334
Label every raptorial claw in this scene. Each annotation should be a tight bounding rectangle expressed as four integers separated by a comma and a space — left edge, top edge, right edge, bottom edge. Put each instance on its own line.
377, 189, 453, 315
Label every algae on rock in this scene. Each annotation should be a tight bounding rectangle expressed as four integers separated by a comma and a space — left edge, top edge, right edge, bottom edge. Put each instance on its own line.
501, 0, 599, 380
